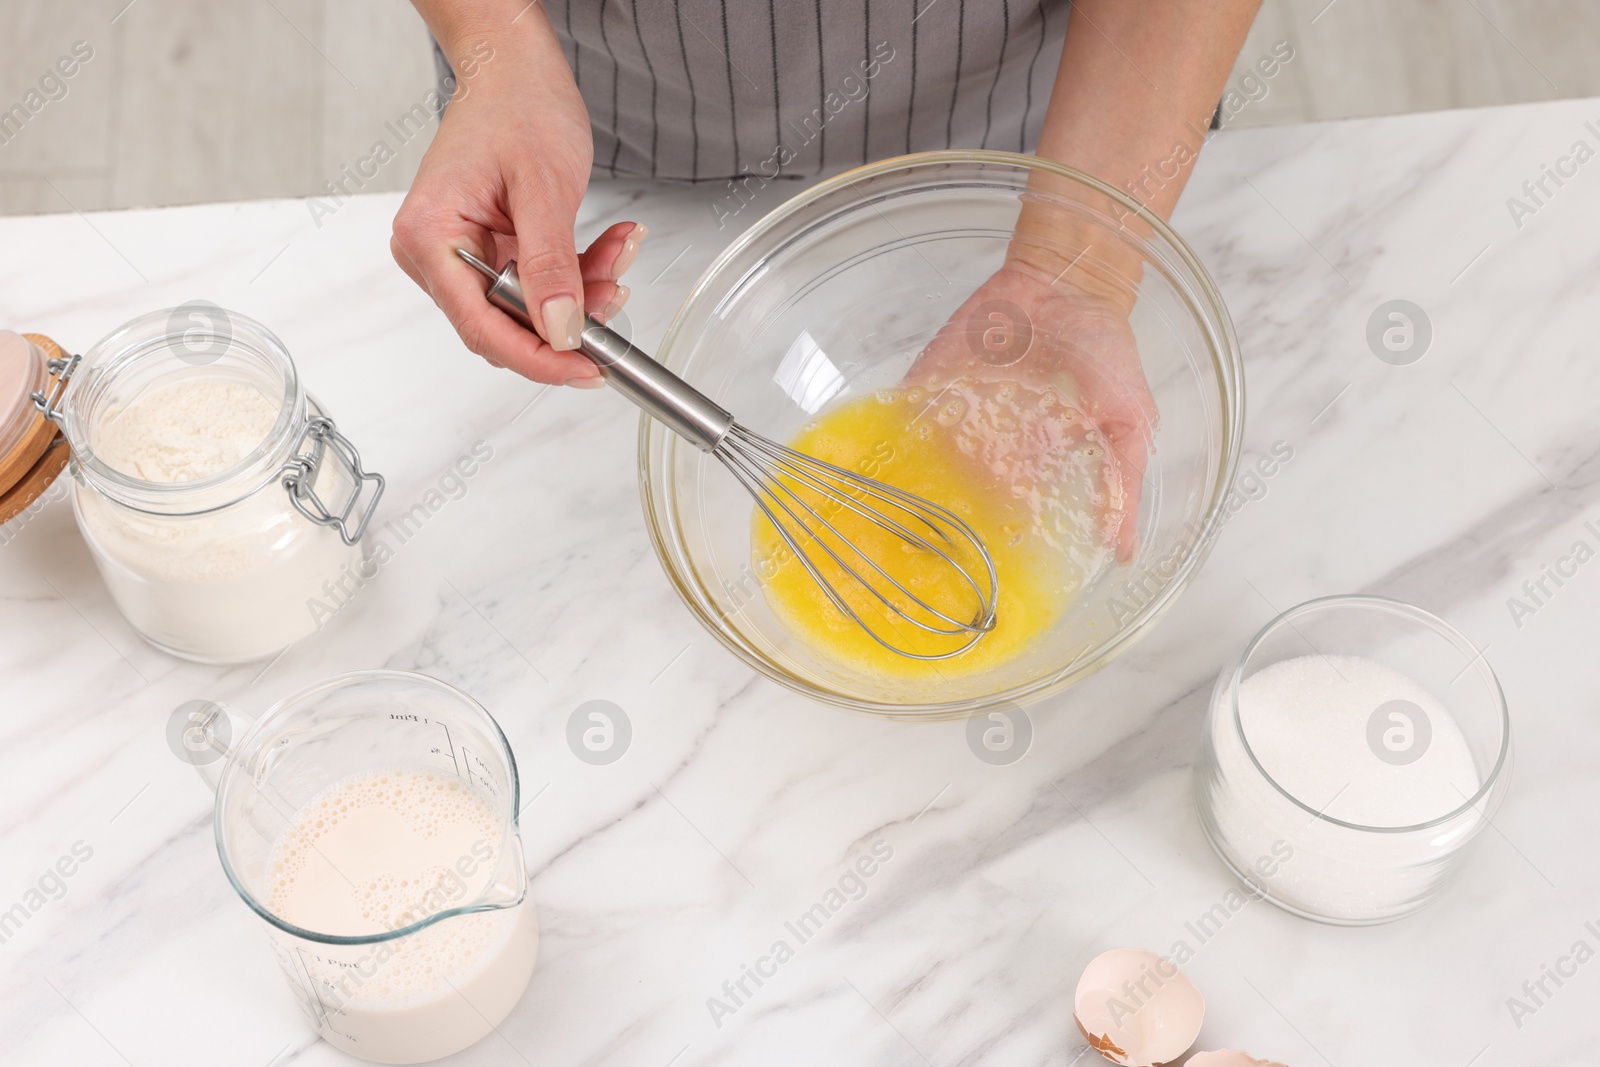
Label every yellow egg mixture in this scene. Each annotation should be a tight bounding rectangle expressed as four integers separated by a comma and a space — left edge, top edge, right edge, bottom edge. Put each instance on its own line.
752, 379, 1122, 678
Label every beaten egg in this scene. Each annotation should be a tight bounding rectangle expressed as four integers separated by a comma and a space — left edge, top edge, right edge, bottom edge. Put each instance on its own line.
751, 378, 1122, 678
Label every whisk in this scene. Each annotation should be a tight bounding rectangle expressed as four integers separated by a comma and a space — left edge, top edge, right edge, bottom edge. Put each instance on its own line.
456, 248, 997, 659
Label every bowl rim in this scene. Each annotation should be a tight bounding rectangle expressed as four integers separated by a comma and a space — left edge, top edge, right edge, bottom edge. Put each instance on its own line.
1226, 593, 1513, 833
637, 149, 1246, 716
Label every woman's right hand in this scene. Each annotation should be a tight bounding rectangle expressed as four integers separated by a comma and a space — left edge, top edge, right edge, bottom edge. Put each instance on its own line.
391, 7, 643, 386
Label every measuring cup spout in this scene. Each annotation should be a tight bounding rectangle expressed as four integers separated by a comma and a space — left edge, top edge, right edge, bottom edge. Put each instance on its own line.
166, 699, 253, 791
478, 832, 530, 911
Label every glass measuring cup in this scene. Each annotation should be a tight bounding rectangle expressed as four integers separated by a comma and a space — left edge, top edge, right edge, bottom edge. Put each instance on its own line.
180, 670, 537, 1063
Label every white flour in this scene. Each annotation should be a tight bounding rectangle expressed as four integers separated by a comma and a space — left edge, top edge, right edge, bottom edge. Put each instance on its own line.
94, 379, 280, 482
74, 376, 361, 663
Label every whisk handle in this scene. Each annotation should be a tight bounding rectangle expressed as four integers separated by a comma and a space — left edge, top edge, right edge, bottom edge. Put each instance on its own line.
455, 249, 733, 451
578, 319, 735, 450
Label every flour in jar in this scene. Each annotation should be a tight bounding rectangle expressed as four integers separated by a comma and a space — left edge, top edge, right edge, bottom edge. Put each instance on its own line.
93, 378, 281, 481
71, 374, 362, 663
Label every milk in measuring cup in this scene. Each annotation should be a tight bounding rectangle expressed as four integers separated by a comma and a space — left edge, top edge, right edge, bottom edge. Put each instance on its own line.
266, 769, 537, 1063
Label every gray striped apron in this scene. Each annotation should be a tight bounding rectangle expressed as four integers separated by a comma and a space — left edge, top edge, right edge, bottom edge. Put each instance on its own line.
435, 0, 1070, 182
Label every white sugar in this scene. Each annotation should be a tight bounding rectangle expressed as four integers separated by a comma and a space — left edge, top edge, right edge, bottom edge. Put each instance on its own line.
1236, 654, 1480, 828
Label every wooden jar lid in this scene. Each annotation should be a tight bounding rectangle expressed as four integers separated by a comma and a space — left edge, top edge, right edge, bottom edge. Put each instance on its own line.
0, 333, 72, 525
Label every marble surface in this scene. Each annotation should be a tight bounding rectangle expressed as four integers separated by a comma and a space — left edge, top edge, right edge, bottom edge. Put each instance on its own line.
3, 96, 1599, 1067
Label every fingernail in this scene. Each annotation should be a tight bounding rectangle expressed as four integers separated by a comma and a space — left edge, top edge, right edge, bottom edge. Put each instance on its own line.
540, 295, 582, 351
631, 222, 649, 241
601, 284, 631, 322
613, 239, 641, 278
564, 374, 605, 389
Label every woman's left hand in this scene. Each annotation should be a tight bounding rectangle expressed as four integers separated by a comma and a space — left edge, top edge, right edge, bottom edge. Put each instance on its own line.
907, 262, 1157, 562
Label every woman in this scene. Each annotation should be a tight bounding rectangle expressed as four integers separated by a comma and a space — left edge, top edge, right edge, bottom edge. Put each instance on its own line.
391, 0, 1259, 556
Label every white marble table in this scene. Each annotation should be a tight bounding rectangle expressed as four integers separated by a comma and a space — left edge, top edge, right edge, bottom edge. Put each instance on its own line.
3, 96, 1598, 1067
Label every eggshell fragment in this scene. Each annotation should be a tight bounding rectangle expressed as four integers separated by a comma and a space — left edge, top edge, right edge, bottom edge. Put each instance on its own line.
1073, 948, 1204, 1066
1188, 1052, 1288, 1067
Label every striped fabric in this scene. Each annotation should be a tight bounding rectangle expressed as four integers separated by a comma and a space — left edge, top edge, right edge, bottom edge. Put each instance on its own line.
437, 0, 1069, 182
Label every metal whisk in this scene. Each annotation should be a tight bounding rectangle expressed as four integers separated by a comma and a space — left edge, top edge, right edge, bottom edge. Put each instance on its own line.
457, 248, 998, 659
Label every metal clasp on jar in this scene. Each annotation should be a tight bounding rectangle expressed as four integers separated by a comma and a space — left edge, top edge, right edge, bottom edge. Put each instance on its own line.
280, 415, 384, 546
30, 351, 83, 426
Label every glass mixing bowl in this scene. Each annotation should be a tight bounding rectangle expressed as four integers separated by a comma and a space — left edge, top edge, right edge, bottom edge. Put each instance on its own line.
640, 151, 1244, 716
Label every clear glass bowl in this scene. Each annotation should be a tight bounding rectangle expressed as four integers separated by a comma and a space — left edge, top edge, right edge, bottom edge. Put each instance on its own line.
640, 151, 1244, 716
1195, 595, 1512, 924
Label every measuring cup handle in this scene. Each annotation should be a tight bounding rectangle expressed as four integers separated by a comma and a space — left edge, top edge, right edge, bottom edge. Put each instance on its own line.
166, 699, 254, 791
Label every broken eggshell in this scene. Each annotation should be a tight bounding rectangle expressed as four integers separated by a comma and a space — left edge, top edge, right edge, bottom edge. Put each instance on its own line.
1073, 948, 1204, 1066
1188, 1052, 1288, 1067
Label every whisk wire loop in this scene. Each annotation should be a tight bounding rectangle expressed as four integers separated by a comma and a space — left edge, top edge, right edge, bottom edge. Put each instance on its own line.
727, 428, 991, 634
718, 424, 998, 661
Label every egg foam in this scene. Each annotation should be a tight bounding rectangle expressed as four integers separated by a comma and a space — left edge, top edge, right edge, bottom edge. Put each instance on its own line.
751, 379, 1120, 678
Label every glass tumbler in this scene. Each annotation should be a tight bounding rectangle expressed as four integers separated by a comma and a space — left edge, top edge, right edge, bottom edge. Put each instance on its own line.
1195, 595, 1511, 924
179, 670, 538, 1063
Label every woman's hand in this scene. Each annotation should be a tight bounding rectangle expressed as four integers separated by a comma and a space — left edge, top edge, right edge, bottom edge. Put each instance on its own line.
391, 8, 643, 385
907, 261, 1157, 563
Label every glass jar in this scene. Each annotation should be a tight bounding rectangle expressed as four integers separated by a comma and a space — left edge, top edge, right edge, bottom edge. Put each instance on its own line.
35, 307, 383, 663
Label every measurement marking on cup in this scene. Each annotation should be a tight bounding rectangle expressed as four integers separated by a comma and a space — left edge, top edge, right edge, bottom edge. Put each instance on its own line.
437, 721, 462, 779
460, 745, 482, 792
292, 946, 337, 1033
